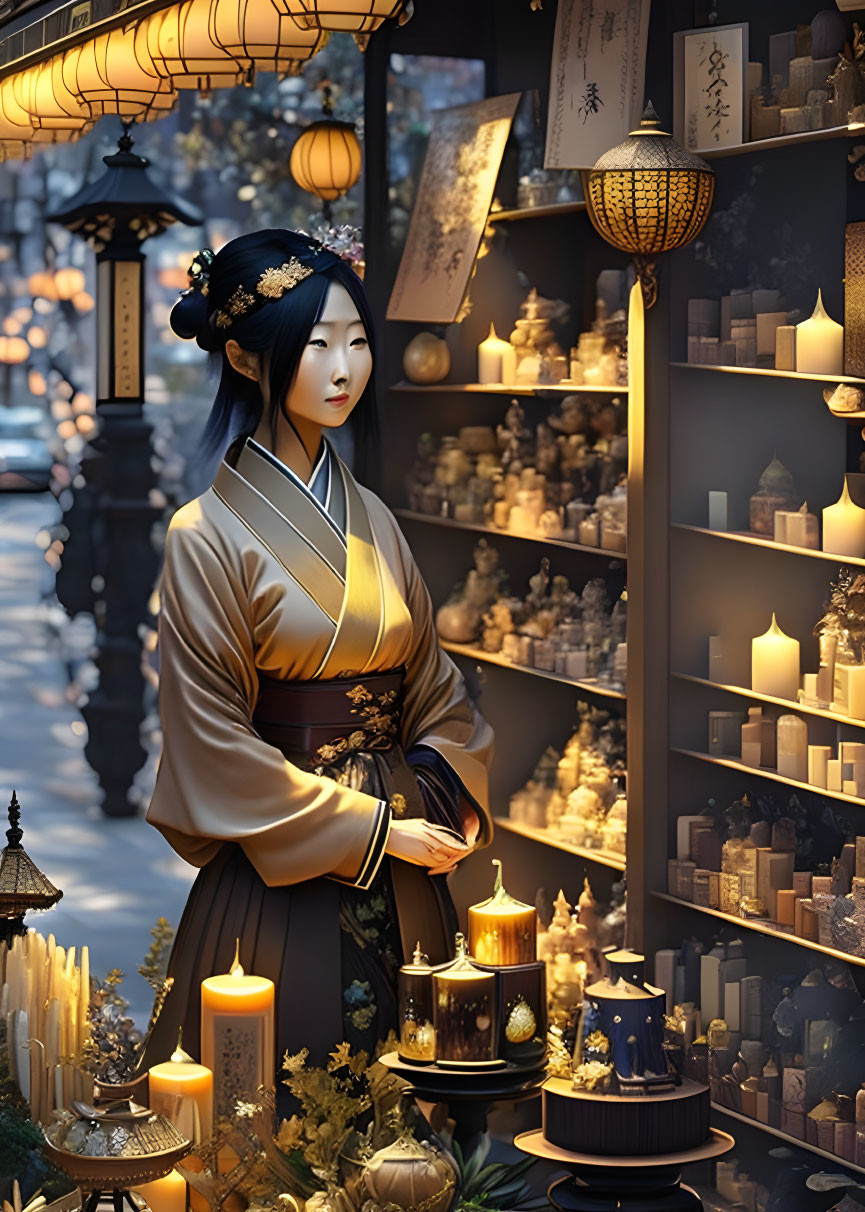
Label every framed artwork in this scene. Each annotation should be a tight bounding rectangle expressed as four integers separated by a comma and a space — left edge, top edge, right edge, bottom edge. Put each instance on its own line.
674, 23, 749, 153
387, 92, 520, 324
544, 0, 651, 171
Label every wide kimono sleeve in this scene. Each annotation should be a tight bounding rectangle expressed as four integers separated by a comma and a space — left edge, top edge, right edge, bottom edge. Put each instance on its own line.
394, 522, 495, 848
147, 513, 390, 890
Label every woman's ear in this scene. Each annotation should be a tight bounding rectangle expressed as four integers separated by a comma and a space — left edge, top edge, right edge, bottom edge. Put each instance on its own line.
225, 339, 261, 383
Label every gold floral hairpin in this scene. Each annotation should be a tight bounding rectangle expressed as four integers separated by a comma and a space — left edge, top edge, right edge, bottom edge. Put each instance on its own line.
212, 256, 315, 329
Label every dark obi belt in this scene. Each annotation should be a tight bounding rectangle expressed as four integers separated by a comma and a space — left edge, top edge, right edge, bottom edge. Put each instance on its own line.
252, 668, 406, 767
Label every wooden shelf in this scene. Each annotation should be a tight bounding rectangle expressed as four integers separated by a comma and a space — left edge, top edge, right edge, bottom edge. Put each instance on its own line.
710, 1102, 865, 1177
441, 640, 627, 701
671, 523, 865, 570
393, 509, 627, 559
672, 671, 865, 732
670, 361, 865, 388
389, 381, 627, 396
488, 200, 587, 223
695, 123, 862, 160
652, 892, 865, 969
672, 746, 865, 808
494, 815, 626, 870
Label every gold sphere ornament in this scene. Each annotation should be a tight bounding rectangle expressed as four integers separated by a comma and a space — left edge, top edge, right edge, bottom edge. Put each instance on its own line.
583, 102, 714, 308
402, 332, 450, 384
290, 119, 361, 202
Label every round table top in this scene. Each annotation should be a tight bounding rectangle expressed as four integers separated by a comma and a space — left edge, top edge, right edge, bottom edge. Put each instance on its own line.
378, 1052, 546, 1101
514, 1127, 735, 1168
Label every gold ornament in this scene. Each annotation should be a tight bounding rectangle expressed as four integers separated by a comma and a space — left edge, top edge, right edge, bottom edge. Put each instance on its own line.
505, 998, 537, 1044
363, 1135, 457, 1212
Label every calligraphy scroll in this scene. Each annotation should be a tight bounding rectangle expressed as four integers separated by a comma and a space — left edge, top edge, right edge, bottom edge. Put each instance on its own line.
674, 23, 748, 153
387, 93, 520, 324
544, 0, 650, 170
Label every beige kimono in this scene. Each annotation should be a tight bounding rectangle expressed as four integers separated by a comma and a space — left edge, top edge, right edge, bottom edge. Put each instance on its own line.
144, 437, 493, 1071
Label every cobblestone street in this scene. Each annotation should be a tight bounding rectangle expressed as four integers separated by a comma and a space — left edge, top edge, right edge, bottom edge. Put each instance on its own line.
0, 492, 195, 1027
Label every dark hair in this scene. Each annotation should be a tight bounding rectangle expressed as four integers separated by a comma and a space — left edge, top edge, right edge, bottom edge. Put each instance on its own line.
170, 228, 377, 476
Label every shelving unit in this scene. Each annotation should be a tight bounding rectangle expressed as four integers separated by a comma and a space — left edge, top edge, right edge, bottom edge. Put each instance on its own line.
652, 892, 865, 968
672, 671, 865, 730
672, 746, 865, 809
494, 816, 626, 871
487, 200, 587, 223
670, 360, 865, 388
671, 523, 865, 570
694, 122, 861, 160
389, 381, 627, 395
442, 640, 627, 700
709, 1104, 865, 1177
393, 508, 627, 560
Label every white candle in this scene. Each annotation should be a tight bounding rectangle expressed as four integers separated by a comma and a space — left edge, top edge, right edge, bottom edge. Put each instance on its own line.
808, 745, 832, 788
796, 289, 844, 375
477, 324, 512, 385
752, 614, 800, 701
823, 478, 865, 557
848, 665, 865, 720
776, 714, 808, 782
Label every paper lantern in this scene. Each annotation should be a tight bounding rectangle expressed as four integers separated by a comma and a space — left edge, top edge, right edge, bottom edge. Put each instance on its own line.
210, 0, 326, 73
61, 25, 177, 121
137, 0, 247, 89
583, 103, 714, 308
0, 336, 30, 364
54, 267, 86, 300
10, 57, 93, 133
290, 119, 361, 201
275, 0, 407, 32
28, 271, 59, 300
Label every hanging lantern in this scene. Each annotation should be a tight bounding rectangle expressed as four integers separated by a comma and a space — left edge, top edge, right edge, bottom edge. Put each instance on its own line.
0, 336, 30, 364
210, 0, 326, 75
137, 0, 247, 90
54, 267, 87, 300
61, 25, 177, 122
28, 270, 59, 300
274, 0, 408, 33
290, 118, 361, 202
582, 102, 714, 309
0, 81, 35, 159
10, 57, 93, 134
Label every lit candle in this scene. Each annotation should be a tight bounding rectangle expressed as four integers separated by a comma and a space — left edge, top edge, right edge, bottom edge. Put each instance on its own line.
201, 942, 275, 1118
467, 859, 537, 966
149, 1032, 213, 1146
477, 323, 512, 385
397, 943, 435, 1064
751, 614, 800, 702
796, 289, 844, 375
134, 1169, 186, 1212
433, 933, 497, 1065
823, 478, 865, 557
848, 666, 865, 721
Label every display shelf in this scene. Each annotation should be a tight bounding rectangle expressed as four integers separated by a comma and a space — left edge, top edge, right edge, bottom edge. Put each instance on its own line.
389, 381, 628, 396
393, 509, 627, 559
695, 123, 862, 160
488, 200, 587, 223
493, 815, 626, 870
670, 361, 865, 388
709, 1102, 865, 1177
441, 640, 627, 701
652, 892, 865, 969
672, 746, 865, 808
672, 671, 865, 731
671, 523, 865, 570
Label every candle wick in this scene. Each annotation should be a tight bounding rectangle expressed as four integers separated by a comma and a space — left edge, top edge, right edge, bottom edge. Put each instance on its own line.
230, 938, 244, 978
492, 857, 503, 895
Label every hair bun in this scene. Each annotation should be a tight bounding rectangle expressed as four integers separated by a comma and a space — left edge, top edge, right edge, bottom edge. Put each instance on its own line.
170, 289, 209, 342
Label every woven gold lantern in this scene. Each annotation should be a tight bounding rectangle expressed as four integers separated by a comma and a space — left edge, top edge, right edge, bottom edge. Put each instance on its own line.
61, 24, 178, 122
290, 118, 361, 203
583, 103, 714, 308
9, 56, 94, 134
210, 0, 326, 76
274, 0, 409, 33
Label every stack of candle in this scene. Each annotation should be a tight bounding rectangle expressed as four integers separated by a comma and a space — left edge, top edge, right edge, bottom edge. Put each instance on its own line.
0, 931, 90, 1121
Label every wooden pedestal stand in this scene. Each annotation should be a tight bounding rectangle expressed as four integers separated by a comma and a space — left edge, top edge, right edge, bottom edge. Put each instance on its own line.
378, 1052, 545, 1153
515, 1127, 734, 1211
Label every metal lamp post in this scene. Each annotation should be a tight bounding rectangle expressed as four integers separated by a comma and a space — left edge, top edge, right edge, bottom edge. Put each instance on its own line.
49, 124, 200, 817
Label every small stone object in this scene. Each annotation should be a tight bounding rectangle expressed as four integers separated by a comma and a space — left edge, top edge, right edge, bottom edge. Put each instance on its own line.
749, 455, 800, 536
771, 817, 797, 852
750, 821, 771, 848
824, 383, 865, 413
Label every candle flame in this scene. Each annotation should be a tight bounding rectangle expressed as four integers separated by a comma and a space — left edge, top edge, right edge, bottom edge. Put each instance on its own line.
230, 938, 244, 979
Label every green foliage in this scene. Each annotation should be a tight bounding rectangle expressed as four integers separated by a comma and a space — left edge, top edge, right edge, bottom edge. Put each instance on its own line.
138, 917, 175, 991
450, 1136, 537, 1212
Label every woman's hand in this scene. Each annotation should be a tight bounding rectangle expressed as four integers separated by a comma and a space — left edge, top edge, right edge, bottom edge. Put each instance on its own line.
385, 819, 470, 876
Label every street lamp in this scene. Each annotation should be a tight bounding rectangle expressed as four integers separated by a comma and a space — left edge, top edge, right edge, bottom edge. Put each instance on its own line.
0, 791, 62, 947
49, 124, 200, 817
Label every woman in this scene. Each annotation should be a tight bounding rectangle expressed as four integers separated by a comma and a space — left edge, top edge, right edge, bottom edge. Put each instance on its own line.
143, 229, 493, 1079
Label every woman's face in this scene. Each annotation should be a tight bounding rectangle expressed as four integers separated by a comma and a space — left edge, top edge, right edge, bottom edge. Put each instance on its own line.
283, 280, 372, 429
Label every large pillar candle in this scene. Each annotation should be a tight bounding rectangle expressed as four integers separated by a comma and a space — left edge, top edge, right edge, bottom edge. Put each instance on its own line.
477, 324, 512, 384
148, 1033, 213, 1145
752, 615, 800, 702
823, 478, 865, 557
776, 714, 808, 782
134, 1170, 186, 1212
201, 943, 275, 1119
796, 289, 844, 375
848, 665, 865, 721
468, 859, 537, 965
